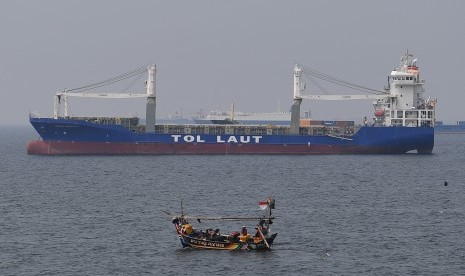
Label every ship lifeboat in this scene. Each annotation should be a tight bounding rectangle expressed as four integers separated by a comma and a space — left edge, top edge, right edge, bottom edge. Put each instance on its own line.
374, 109, 384, 117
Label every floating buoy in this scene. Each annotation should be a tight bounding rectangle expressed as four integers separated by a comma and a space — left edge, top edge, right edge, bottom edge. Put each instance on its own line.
444, 181, 448, 186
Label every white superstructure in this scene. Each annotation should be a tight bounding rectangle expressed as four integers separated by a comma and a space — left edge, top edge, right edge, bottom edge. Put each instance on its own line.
376, 51, 436, 127
293, 50, 436, 128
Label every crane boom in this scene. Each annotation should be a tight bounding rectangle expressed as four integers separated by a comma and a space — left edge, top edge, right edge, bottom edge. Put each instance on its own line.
53, 64, 156, 119
57, 92, 146, 99
293, 64, 392, 101
297, 94, 391, 101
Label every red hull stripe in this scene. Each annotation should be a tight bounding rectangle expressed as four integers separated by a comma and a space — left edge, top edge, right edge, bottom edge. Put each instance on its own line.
27, 140, 428, 155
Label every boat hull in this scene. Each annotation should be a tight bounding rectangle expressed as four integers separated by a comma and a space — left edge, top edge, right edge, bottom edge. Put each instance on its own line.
27, 118, 434, 155
178, 233, 278, 251
26, 140, 433, 155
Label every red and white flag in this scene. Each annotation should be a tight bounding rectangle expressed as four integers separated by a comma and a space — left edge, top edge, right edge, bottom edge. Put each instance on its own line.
259, 200, 269, 210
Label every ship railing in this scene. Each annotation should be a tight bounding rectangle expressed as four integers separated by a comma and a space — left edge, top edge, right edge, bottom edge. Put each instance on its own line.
152, 124, 357, 137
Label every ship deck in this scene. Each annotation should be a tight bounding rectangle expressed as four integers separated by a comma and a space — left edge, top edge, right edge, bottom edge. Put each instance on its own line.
67, 116, 358, 137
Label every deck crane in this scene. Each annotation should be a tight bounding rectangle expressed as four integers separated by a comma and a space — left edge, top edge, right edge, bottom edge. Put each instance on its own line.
53, 64, 157, 132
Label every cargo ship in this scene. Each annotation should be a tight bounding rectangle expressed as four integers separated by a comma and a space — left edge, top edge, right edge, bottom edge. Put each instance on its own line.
435, 121, 465, 133
27, 51, 436, 155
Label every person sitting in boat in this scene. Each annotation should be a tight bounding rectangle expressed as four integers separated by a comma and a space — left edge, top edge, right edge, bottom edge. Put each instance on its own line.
181, 224, 193, 235
206, 228, 218, 239
254, 227, 261, 238
254, 225, 268, 238
254, 227, 260, 238
228, 231, 240, 242
209, 229, 226, 242
239, 226, 251, 243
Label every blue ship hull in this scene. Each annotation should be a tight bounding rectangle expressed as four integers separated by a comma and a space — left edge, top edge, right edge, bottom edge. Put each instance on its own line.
27, 118, 434, 155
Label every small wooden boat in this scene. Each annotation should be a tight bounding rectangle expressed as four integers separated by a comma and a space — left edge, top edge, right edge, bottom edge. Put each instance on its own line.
167, 198, 277, 251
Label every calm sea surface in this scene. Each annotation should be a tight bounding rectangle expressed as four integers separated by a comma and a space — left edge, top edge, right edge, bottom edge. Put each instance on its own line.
1, 126, 465, 275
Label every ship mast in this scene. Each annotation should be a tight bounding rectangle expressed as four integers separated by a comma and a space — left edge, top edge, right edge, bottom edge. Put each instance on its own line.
145, 64, 156, 132
230, 101, 235, 123
290, 64, 303, 134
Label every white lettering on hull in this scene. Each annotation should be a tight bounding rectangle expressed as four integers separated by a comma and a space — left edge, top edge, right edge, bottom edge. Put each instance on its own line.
240, 136, 250, 143
171, 135, 262, 144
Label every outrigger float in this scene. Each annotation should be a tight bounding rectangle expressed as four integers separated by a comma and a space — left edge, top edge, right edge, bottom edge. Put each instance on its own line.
167, 198, 277, 251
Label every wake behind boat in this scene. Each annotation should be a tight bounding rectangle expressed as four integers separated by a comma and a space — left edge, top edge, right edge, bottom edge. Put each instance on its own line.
168, 198, 277, 251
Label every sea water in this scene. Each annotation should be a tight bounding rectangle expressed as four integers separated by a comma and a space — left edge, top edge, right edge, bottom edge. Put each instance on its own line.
1, 126, 465, 275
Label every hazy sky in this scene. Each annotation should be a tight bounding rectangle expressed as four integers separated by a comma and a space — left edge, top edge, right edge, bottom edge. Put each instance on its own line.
1, 0, 464, 126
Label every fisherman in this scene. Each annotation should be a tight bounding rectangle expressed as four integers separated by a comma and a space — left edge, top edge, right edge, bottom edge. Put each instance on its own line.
239, 226, 250, 243
254, 224, 268, 238
254, 227, 261, 238
206, 228, 219, 239
228, 231, 240, 242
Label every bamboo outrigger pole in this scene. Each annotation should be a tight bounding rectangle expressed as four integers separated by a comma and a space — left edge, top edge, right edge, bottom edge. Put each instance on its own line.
257, 227, 270, 249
